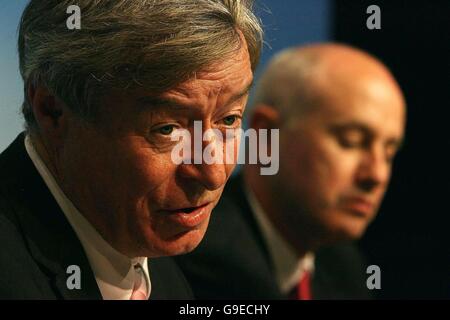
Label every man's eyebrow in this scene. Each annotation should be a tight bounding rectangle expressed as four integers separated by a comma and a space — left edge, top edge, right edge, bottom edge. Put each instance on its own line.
386, 137, 405, 150
136, 80, 254, 111
227, 80, 254, 106
329, 121, 371, 135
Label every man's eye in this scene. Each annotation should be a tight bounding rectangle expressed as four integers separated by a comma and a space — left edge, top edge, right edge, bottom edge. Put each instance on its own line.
385, 146, 398, 163
222, 115, 240, 126
158, 125, 175, 135
336, 132, 366, 148
339, 138, 363, 148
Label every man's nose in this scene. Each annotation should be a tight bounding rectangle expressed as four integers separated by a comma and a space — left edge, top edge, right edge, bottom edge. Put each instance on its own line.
356, 145, 391, 192
179, 162, 228, 191
177, 138, 228, 191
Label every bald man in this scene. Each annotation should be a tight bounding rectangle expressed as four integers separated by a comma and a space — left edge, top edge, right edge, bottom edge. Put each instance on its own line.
175, 43, 406, 299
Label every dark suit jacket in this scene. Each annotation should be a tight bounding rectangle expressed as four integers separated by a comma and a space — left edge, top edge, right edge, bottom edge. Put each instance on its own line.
175, 174, 372, 299
0, 133, 193, 299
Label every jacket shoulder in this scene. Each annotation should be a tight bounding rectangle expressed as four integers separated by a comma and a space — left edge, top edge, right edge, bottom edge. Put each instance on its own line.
0, 194, 53, 299
149, 256, 193, 299
314, 243, 373, 299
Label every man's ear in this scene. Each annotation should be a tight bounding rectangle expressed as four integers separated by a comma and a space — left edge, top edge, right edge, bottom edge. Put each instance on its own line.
248, 104, 280, 163
249, 104, 280, 131
28, 84, 67, 146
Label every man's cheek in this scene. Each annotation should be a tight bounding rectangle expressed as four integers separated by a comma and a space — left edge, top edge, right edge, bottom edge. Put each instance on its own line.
130, 148, 174, 176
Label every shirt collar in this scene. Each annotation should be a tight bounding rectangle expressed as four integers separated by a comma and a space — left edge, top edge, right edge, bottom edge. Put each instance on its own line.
25, 135, 151, 300
245, 185, 315, 294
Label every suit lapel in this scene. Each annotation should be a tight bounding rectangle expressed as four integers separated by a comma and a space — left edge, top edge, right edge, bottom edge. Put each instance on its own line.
147, 257, 193, 299
226, 174, 283, 298
312, 258, 339, 299
228, 174, 275, 269
3, 133, 102, 299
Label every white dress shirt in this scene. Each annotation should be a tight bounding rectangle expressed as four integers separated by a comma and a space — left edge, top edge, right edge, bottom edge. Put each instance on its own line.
25, 135, 151, 300
246, 186, 314, 294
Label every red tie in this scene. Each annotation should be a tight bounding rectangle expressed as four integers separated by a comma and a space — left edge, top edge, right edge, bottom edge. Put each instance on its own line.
296, 271, 312, 300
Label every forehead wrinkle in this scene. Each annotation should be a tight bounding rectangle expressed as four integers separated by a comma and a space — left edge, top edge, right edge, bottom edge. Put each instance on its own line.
166, 67, 252, 106
163, 81, 221, 111
136, 38, 252, 115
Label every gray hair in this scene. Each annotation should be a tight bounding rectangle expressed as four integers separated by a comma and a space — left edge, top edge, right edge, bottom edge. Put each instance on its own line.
18, 0, 263, 131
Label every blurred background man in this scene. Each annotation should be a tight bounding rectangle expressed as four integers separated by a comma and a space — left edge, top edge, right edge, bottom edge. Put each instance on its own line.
176, 43, 406, 299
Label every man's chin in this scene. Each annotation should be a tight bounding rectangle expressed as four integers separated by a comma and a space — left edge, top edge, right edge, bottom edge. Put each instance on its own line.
141, 228, 207, 258
320, 213, 370, 244
333, 219, 369, 242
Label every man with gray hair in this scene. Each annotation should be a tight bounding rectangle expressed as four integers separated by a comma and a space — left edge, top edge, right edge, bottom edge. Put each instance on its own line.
0, 0, 261, 299
176, 43, 406, 299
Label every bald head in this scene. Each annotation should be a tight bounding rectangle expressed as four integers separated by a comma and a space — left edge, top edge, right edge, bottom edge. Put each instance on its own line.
246, 43, 407, 251
252, 43, 405, 119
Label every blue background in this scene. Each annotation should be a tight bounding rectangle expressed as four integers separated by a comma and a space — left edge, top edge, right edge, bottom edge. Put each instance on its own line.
0, 0, 29, 151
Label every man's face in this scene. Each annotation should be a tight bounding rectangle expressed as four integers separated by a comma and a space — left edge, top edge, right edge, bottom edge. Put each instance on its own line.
58, 42, 253, 258
277, 73, 405, 244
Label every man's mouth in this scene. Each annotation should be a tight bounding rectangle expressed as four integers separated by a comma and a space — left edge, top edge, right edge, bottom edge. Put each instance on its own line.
166, 202, 211, 214
341, 197, 375, 217
162, 202, 212, 228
